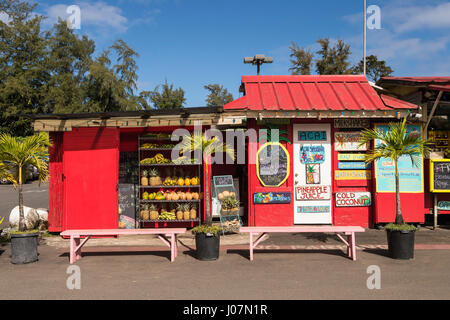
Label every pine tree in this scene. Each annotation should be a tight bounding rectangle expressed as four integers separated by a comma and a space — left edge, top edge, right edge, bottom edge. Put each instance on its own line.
204, 84, 233, 106
315, 38, 352, 75
288, 42, 313, 75
148, 80, 186, 109
351, 55, 394, 82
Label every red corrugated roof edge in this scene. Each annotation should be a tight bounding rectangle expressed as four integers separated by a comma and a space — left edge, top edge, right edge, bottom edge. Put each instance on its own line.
224, 75, 418, 111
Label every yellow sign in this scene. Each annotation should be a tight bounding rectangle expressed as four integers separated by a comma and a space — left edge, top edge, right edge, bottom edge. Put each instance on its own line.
338, 153, 366, 161
335, 170, 372, 180
430, 159, 450, 193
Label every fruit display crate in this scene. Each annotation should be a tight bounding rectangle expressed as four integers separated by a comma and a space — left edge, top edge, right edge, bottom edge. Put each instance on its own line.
139, 218, 200, 223
140, 200, 201, 203
140, 185, 201, 188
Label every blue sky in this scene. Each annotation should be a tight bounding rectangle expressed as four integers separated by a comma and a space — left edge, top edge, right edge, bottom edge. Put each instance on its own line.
29, 0, 450, 106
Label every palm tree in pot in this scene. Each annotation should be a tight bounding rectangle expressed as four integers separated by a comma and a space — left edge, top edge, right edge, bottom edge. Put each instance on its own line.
179, 133, 235, 260
359, 118, 430, 259
0, 132, 50, 264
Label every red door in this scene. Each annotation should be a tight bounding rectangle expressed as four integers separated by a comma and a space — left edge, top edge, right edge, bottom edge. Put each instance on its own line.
63, 127, 119, 230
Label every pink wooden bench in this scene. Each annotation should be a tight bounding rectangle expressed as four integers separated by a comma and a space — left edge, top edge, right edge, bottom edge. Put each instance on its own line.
240, 226, 365, 261
60, 228, 187, 264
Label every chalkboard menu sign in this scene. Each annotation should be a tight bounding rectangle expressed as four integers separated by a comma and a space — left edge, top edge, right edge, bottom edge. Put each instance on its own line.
118, 184, 138, 222
213, 175, 234, 187
256, 143, 290, 187
430, 160, 450, 193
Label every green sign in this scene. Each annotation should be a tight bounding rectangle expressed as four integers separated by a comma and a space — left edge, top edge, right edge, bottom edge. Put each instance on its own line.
298, 131, 326, 141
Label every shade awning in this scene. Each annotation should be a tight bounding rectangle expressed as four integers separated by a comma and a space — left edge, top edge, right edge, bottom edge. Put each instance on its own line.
224, 75, 418, 111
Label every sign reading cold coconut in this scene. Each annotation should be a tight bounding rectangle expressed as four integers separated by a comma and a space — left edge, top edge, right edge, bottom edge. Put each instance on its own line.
335, 192, 372, 207
256, 142, 290, 187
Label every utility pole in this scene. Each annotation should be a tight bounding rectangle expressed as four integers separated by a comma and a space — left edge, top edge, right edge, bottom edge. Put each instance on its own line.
363, 0, 367, 76
244, 54, 274, 75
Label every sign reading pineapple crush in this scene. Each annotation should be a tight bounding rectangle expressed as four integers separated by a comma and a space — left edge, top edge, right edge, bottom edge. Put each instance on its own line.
296, 185, 331, 201
334, 132, 368, 151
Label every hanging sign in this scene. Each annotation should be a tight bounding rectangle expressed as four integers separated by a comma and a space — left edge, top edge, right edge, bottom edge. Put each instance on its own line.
334, 132, 368, 151
300, 145, 325, 164
338, 153, 367, 161
430, 160, 450, 193
297, 205, 331, 213
298, 131, 327, 141
296, 185, 331, 201
375, 124, 424, 193
335, 170, 372, 180
256, 143, 290, 187
253, 192, 291, 204
335, 192, 372, 207
338, 162, 371, 170
334, 119, 370, 128
438, 201, 450, 211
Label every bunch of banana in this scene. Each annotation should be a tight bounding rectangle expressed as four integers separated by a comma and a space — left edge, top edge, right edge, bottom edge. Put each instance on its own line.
159, 210, 176, 220
140, 158, 152, 164
141, 143, 159, 149
160, 144, 175, 149
163, 177, 177, 186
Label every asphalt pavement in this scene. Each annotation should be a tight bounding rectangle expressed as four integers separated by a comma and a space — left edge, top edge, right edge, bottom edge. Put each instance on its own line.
1, 241, 449, 300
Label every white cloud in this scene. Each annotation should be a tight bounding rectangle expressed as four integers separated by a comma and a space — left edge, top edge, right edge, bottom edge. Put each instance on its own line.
385, 2, 450, 33
46, 2, 128, 33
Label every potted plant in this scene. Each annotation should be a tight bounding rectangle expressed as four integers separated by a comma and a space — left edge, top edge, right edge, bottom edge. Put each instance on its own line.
191, 225, 222, 260
360, 118, 430, 259
0, 133, 50, 264
179, 133, 235, 260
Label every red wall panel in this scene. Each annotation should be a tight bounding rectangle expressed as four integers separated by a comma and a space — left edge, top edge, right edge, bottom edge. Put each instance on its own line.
62, 127, 120, 230
48, 132, 64, 232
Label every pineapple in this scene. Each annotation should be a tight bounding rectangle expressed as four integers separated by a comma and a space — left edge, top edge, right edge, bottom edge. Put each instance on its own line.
190, 204, 197, 220
140, 204, 149, 220
183, 204, 190, 220
176, 203, 184, 220
149, 204, 159, 220
141, 170, 149, 186
149, 168, 162, 186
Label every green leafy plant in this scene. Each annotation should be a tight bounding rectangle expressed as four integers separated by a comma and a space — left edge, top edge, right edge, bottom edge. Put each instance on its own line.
179, 133, 235, 226
384, 223, 418, 232
359, 118, 430, 227
191, 225, 221, 236
0, 132, 51, 232
221, 196, 240, 210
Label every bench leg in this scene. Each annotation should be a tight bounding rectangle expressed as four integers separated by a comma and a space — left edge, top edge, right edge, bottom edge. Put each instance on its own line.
170, 233, 175, 262
249, 232, 253, 261
350, 232, 356, 261
174, 234, 178, 258
69, 236, 81, 264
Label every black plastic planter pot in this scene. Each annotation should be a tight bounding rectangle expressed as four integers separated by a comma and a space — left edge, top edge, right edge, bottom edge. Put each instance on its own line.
195, 233, 220, 261
10, 232, 39, 264
386, 229, 415, 260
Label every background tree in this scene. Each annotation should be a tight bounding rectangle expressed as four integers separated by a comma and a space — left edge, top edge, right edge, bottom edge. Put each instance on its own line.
44, 19, 95, 114
351, 55, 394, 82
315, 38, 352, 75
288, 42, 313, 75
148, 80, 186, 109
204, 84, 233, 106
0, 0, 48, 136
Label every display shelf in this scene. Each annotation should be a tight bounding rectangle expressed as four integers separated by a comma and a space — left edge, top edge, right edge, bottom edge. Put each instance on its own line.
140, 200, 201, 203
140, 185, 201, 188
138, 134, 203, 229
139, 218, 200, 223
